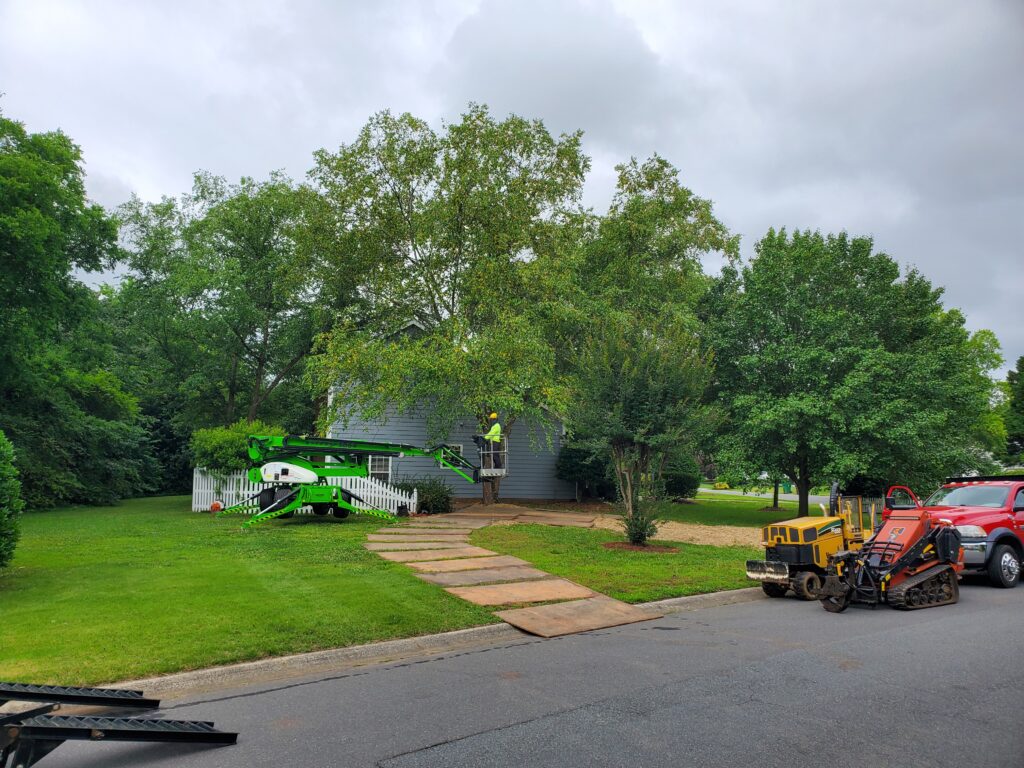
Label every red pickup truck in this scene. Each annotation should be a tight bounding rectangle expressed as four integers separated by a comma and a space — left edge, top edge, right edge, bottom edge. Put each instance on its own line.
887, 476, 1024, 588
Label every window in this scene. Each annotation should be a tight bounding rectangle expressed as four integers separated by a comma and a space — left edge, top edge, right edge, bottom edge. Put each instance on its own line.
1015, 488, 1024, 512
368, 456, 391, 483
924, 485, 1010, 509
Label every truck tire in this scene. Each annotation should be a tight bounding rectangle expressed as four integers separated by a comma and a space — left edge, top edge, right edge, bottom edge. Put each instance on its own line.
987, 544, 1021, 588
792, 571, 822, 600
761, 582, 787, 598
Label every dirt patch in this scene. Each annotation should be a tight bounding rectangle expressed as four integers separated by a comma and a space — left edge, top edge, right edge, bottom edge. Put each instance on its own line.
593, 515, 761, 547
603, 542, 679, 553
759, 506, 786, 513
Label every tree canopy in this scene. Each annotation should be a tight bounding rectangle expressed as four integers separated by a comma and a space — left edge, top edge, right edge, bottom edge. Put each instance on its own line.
705, 229, 1003, 514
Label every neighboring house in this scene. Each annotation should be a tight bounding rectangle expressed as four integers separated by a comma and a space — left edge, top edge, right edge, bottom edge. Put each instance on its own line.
329, 405, 576, 501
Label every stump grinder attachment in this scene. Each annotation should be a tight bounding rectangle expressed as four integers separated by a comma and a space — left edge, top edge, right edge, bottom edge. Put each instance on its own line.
0, 682, 236, 767
818, 506, 963, 612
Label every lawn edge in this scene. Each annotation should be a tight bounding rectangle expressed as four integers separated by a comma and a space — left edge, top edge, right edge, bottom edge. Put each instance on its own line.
111, 587, 765, 700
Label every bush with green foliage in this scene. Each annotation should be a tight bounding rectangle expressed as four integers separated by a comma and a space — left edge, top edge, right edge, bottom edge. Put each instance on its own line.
662, 452, 702, 499
621, 502, 659, 545
0, 430, 24, 568
555, 443, 617, 500
395, 477, 454, 515
190, 419, 285, 474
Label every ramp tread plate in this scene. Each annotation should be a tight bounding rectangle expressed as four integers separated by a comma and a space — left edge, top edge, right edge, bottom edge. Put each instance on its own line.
0, 683, 158, 707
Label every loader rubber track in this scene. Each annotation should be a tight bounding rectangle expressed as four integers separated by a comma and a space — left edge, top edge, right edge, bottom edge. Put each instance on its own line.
888, 564, 959, 610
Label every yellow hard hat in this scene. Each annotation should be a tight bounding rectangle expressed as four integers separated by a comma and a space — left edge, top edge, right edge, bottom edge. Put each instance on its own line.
489, 412, 498, 420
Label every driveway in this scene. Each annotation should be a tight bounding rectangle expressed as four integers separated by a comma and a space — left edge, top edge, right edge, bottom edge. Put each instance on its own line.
42, 581, 1022, 768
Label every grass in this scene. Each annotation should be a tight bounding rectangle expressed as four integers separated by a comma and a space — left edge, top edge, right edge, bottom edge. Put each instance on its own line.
0, 496, 497, 686
653, 493, 805, 527
472, 524, 760, 603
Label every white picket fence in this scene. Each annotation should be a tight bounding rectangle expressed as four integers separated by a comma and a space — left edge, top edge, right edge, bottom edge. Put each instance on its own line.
191, 468, 417, 516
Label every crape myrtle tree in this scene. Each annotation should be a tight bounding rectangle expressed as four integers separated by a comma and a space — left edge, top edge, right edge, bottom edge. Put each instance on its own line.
307, 105, 589, 503
566, 157, 734, 542
573, 319, 713, 544
705, 229, 1003, 516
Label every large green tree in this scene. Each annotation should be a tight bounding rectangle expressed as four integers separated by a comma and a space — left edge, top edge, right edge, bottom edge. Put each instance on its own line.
706, 229, 1003, 515
1004, 357, 1024, 465
115, 172, 322, 490
0, 110, 155, 507
307, 105, 589, 501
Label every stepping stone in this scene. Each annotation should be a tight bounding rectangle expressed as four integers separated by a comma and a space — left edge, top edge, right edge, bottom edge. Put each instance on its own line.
496, 596, 662, 637
417, 565, 553, 587
407, 555, 530, 573
366, 534, 469, 543
378, 527, 474, 535
411, 518, 491, 529
364, 541, 469, 551
376, 546, 498, 562
446, 579, 595, 606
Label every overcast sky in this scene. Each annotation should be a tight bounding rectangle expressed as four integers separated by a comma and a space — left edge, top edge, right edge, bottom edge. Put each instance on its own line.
2, 0, 1021, 372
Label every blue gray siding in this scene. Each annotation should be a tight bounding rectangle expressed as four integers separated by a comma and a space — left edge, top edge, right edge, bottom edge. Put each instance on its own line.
329, 406, 576, 500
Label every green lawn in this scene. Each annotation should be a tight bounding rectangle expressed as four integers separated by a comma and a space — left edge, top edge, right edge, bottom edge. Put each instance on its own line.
654, 493, 805, 527
0, 496, 496, 686
472, 524, 759, 603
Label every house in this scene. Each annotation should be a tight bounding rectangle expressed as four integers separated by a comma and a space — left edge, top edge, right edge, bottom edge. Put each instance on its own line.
329, 405, 576, 501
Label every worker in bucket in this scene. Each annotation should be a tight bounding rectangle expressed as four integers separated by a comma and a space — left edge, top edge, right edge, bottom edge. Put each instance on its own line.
474, 413, 502, 470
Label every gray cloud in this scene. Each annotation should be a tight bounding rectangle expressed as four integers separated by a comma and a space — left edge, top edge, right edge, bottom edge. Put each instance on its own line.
2, 0, 1020, 370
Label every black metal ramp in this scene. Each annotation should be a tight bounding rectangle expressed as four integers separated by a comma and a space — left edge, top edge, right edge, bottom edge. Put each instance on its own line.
0, 683, 160, 709
0, 683, 237, 767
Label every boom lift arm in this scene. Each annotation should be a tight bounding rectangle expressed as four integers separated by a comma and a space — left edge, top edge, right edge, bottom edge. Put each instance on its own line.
218, 435, 480, 528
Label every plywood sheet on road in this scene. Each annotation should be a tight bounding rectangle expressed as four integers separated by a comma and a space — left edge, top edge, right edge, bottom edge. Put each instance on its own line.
375, 546, 498, 562
447, 579, 595, 606
364, 541, 469, 551
366, 536, 468, 548
496, 596, 662, 637
407, 555, 529, 572
417, 566, 553, 587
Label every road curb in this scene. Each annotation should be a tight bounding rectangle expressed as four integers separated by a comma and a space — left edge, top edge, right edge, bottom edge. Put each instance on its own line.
641, 586, 766, 614
122, 623, 523, 699
116, 588, 763, 700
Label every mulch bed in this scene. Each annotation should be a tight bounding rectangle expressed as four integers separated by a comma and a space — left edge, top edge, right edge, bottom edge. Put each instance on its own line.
603, 542, 680, 553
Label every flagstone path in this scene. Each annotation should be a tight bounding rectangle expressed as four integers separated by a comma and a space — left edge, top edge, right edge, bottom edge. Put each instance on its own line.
362, 503, 661, 637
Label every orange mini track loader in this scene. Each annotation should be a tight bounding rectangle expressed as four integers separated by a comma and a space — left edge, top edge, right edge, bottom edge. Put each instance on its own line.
818, 505, 963, 612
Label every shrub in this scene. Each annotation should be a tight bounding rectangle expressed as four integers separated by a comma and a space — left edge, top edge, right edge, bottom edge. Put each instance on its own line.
0, 430, 25, 569
663, 452, 702, 499
622, 502, 659, 546
555, 443, 617, 499
190, 419, 285, 475
395, 476, 454, 515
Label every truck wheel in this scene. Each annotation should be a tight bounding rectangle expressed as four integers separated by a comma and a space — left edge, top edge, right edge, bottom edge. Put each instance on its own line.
987, 544, 1021, 588
332, 507, 350, 519
792, 571, 822, 600
761, 582, 787, 598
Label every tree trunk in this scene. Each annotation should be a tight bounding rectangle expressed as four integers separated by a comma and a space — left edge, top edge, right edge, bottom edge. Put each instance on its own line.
772, 480, 780, 509
796, 475, 810, 517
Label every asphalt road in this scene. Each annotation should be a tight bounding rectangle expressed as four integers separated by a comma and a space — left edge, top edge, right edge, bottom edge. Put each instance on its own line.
40, 581, 1024, 768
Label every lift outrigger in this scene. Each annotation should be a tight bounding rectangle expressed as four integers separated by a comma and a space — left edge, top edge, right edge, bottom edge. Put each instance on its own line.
218, 434, 488, 528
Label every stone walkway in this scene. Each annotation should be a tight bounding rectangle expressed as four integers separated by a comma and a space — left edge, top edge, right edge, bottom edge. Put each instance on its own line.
362, 504, 661, 637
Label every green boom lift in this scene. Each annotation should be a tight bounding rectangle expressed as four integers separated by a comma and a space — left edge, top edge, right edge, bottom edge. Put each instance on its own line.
218, 434, 481, 528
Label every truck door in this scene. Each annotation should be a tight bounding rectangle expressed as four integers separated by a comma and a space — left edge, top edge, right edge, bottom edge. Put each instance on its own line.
1013, 487, 1024, 544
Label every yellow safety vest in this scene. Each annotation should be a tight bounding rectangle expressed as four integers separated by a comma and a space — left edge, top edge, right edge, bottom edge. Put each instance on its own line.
484, 422, 502, 442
